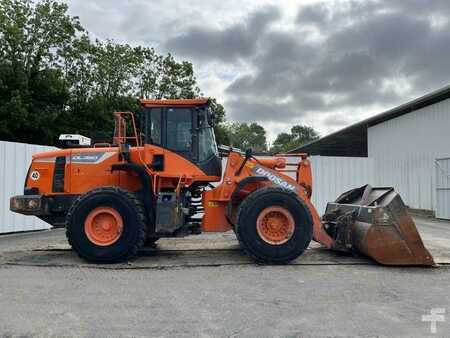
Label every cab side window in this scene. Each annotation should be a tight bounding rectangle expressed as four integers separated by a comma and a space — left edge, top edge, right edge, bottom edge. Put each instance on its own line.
166, 108, 192, 153
149, 108, 162, 145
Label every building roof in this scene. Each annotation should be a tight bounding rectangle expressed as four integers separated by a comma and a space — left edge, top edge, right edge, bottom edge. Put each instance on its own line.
140, 98, 210, 107
290, 84, 450, 157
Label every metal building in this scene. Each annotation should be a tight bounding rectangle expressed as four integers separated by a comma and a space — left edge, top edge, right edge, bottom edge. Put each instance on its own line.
0, 141, 55, 233
292, 85, 450, 218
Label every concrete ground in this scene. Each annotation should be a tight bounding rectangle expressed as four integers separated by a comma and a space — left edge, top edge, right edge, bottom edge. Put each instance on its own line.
0, 217, 449, 338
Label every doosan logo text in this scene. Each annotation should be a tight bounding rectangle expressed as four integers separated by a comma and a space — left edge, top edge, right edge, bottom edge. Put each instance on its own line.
254, 167, 296, 191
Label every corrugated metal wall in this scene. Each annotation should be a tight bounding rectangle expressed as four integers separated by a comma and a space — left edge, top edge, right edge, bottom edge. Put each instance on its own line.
309, 156, 375, 214
368, 98, 450, 213
283, 156, 374, 214
0, 141, 56, 233
435, 158, 450, 219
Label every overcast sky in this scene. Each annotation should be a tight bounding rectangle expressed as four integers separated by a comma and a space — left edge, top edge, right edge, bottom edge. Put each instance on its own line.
66, 0, 450, 143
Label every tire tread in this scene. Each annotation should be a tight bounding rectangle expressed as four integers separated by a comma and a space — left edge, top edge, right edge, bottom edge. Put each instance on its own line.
235, 186, 313, 264
65, 186, 147, 263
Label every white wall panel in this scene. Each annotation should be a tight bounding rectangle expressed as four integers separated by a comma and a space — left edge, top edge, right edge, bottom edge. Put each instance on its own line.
0, 141, 56, 233
268, 156, 374, 215
309, 156, 375, 214
435, 158, 450, 219
368, 98, 450, 212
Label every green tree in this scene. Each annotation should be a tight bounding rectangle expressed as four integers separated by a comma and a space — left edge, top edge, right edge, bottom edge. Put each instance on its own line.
154, 54, 200, 99
224, 122, 268, 152
207, 97, 229, 146
135, 48, 200, 99
80, 40, 142, 136
0, 0, 225, 145
271, 125, 320, 153
0, 0, 84, 144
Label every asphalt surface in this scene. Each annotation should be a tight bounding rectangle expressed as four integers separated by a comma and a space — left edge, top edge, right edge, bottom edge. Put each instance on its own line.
0, 217, 449, 338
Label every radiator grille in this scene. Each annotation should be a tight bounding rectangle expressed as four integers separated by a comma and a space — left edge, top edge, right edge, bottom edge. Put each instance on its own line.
52, 156, 66, 192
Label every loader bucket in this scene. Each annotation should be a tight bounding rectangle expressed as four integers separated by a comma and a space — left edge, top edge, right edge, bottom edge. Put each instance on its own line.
322, 185, 435, 266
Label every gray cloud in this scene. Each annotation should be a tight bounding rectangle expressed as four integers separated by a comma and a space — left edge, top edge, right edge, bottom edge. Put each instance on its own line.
69, 0, 450, 136
296, 3, 330, 26
227, 98, 300, 122
322, 114, 353, 129
385, 0, 450, 15
164, 6, 280, 62
221, 1, 450, 124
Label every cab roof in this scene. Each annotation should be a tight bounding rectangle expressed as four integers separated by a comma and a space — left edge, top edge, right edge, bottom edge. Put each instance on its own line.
140, 98, 209, 107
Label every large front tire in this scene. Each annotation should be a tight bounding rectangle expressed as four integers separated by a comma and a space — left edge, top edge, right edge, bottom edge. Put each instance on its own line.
65, 187, 147, 263
235, 187, 313, 264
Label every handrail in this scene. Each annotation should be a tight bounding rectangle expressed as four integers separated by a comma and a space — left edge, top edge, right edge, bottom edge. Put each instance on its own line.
113, 112, 141, 147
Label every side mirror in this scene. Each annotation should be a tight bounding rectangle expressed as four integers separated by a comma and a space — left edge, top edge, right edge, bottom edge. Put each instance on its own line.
119, 143, 131, 162
207, 110, 216, 127
196, 107, 216, 128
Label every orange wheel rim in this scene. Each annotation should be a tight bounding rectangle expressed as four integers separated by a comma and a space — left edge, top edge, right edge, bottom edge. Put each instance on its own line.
256, 206, 295, 245
84, 207, 124, 246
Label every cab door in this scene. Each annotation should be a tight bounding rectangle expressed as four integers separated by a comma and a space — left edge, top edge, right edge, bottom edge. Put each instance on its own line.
164, 107, 195, 161
145, 106, 196, 161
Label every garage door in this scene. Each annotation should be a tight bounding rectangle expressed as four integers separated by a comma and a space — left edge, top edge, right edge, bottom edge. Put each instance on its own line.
436, 158, 450, 220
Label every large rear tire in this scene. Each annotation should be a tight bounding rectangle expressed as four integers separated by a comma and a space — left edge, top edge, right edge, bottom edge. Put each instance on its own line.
65, 187, 147, 263
235, 187, 313, 264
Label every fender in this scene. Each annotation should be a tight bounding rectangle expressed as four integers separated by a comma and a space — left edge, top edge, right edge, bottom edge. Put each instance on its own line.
225, 176, 269, 224
111, 163, 155, 225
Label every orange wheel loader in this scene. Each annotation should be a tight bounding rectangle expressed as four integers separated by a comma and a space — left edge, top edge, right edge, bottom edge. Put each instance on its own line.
10, 99, 434, 265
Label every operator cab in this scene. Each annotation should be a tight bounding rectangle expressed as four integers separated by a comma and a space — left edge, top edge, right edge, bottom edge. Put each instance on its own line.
140, 98, 222, 177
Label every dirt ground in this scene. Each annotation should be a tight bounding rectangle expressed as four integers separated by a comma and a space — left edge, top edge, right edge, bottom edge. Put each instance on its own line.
0, 216, 449, 337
